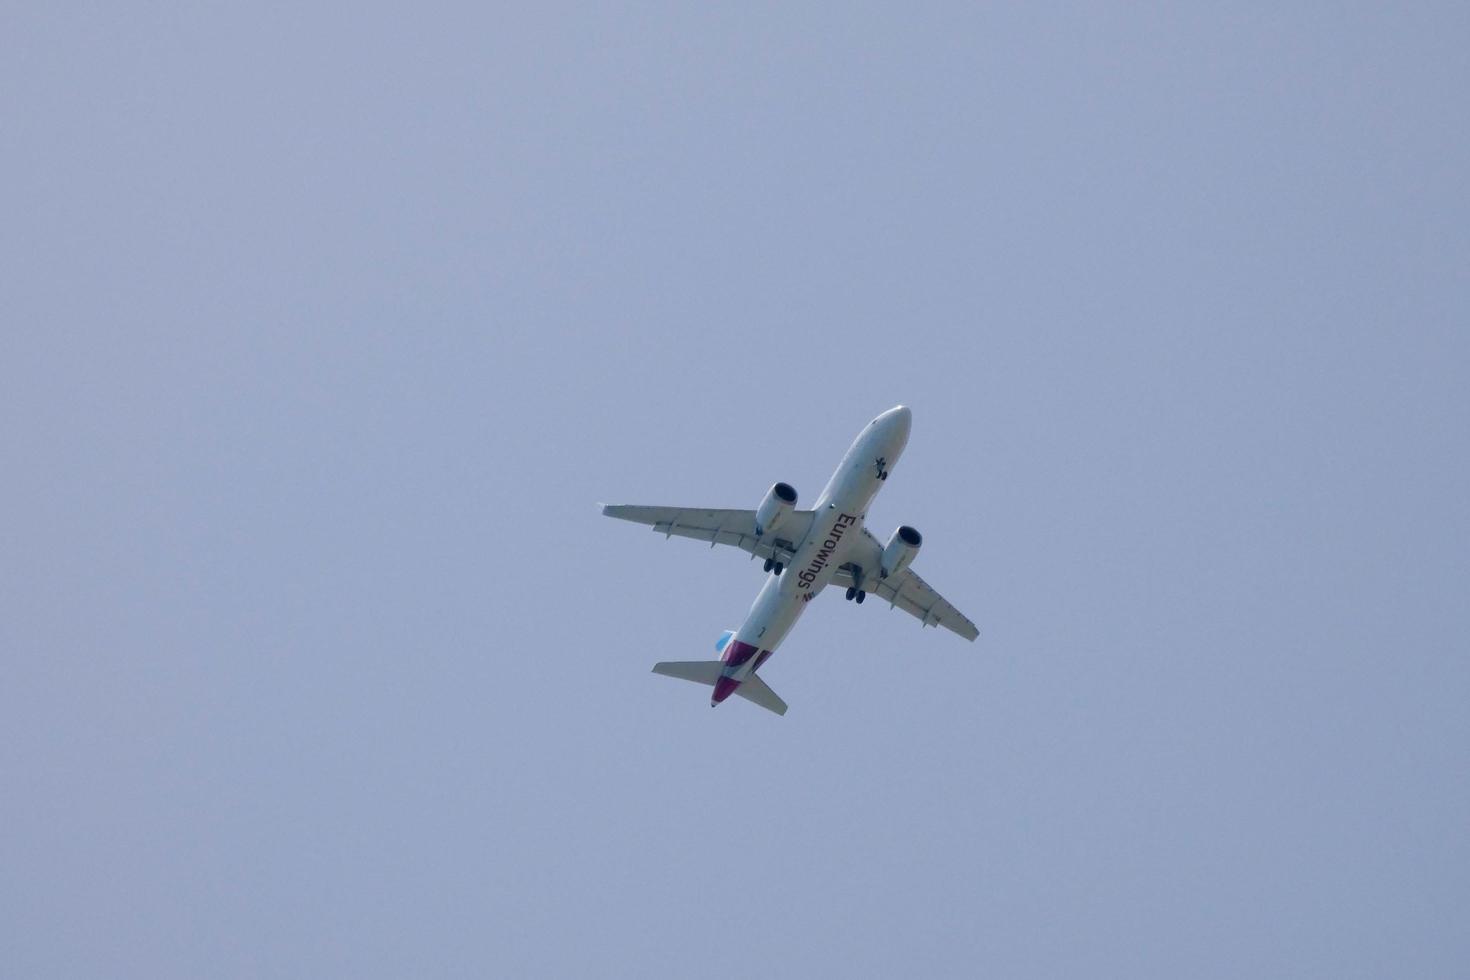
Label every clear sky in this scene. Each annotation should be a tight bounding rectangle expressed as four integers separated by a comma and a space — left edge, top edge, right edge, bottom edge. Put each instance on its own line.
4, 4, 1467, 977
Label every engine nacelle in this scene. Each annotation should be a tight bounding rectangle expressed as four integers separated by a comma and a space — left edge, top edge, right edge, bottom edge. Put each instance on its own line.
880, 525, 923, 578
754, 482, 798, 537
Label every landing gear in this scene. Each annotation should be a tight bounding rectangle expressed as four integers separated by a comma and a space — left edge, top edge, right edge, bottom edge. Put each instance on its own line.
845, 586, 856, 601
774, 562, 784, 576
844, 586, 867, 603
856, 590, 866, 604
763, 558, 774, 573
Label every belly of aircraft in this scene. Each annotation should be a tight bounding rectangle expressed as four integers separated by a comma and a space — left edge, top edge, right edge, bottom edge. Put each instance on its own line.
787, 506, 864, 597
734, 514, 859, 653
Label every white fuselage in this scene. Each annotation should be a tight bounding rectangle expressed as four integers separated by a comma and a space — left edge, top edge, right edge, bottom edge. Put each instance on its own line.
720, 406, 912, 684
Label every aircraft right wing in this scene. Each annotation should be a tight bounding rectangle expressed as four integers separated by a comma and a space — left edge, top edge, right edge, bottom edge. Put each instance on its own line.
600, 504, 816, 568
831, 528, 979, 641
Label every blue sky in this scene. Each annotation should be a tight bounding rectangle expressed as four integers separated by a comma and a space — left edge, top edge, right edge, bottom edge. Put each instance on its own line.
3, 4, 1467, 977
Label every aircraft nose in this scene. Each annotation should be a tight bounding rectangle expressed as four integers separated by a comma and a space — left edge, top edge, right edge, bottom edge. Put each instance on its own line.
711, 675, 741, 705
882, 405, 912, 435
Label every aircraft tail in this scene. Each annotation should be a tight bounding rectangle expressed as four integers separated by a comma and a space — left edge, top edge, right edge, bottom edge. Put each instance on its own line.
651, 661, 788, 716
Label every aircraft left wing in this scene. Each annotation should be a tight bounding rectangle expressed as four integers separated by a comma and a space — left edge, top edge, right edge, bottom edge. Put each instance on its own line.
831, 528, 979, 641
600, 505, 816, 567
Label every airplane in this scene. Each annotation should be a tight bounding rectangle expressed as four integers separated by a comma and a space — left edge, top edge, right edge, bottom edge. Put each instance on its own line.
601, 405, 978, 715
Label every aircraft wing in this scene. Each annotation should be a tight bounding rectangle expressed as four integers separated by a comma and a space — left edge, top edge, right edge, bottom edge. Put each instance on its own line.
832, 528, 979, 641
600, 504, 816, 567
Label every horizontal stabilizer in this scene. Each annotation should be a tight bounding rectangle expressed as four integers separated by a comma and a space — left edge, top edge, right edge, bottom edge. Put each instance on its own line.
734, 673, 788, 715
651, 661, 789, 715
652, 661, 724, 686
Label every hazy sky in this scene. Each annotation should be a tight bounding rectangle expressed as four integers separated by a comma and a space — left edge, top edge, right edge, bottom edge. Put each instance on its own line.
4, 4, 1467, 977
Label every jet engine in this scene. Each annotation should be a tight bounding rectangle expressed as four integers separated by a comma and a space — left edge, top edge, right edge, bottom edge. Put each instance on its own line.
880, 525, 923, 578
754, 482, 798, 537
